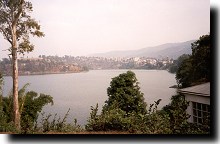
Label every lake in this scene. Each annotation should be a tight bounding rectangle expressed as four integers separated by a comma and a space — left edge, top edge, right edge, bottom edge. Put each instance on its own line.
2, 70, 177, 126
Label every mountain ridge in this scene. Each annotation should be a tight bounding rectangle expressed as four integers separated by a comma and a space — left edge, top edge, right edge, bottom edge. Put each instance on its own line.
90, 40, 195, 59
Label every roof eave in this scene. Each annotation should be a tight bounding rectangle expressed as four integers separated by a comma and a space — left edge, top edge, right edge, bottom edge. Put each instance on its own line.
178, 90, 210, 97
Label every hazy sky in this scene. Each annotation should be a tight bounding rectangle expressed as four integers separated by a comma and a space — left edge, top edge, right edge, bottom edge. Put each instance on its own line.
0, 0, 210, 58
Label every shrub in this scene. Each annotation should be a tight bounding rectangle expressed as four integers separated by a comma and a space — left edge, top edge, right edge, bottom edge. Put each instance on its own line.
162, 94, 210, 134
86, 100, 171, 134
0, 109, 17, 133
162, 94, 190, 134
86, 103, 129, 131
37, 109, 83, 133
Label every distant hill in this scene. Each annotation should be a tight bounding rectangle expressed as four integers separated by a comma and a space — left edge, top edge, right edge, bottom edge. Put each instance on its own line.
90, 40, 195, 59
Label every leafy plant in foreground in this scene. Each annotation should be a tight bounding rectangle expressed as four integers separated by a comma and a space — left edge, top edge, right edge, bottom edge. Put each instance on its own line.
1, 84, 53, 133
38, 109, 83, 133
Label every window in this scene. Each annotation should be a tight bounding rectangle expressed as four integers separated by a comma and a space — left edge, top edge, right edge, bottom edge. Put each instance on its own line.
192, 102, 210, 124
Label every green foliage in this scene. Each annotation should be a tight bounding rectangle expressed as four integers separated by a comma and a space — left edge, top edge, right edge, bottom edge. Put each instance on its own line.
162, 94, 190, 133
175, 57, 193, 88
175, 34, 210, 88
0, 111, 16, 132
141, 101, 171, 134
85, 103, 128, 131
19, 89, 54, 133
191, 34, 210, 82
168, 54, 191, 74
0, 84, 54, 133
86, 90, 209, 134
0, 74, 17, 132
36, 109, 83, 133
86, 100, 171, 134
104, 71, 147, 114
162, 94, 210, 134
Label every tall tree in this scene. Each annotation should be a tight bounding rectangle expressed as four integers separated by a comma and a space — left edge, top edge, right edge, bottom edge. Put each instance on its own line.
191, 34, 210, 82
0, 0, 44, 130
104, 71, 147, 114
176, 34, 210, 88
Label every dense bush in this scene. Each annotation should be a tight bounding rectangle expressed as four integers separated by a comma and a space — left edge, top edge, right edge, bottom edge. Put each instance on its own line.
162, 94, 210, 134
0, 108, 17, 132
104, 71, 147, 115
86, 103, 128, 131
86, 100, 171, 134
0, 74, 16, 132
162, 94, 190, 133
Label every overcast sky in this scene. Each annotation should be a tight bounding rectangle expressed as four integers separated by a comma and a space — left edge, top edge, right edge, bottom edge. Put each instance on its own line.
0, 0, 210, 58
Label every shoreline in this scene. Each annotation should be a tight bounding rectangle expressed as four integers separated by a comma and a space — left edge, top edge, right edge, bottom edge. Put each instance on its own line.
3, 70, 89, 77
2, 69, 173, 77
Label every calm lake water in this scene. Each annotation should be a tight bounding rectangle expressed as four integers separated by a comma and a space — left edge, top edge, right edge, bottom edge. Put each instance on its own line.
2, 70, 177, 126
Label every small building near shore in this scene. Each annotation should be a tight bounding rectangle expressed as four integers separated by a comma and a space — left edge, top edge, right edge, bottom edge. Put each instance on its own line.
178, 82, 210, 124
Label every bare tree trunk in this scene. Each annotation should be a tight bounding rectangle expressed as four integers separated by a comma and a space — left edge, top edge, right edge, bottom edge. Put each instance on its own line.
12, 25, 20, 130
12, 49, 20, 130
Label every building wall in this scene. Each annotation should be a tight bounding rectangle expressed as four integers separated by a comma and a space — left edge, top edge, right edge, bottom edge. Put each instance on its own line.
185, 94, 210, 123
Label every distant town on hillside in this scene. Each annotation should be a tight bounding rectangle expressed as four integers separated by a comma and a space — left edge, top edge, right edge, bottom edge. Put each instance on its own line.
0, 55, 175, 76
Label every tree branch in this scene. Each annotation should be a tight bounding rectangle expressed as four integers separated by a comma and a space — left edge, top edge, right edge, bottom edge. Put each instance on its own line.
0, 27, 12, 44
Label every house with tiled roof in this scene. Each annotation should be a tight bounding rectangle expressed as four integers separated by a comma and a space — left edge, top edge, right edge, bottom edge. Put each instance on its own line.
178, 82, 210, 124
